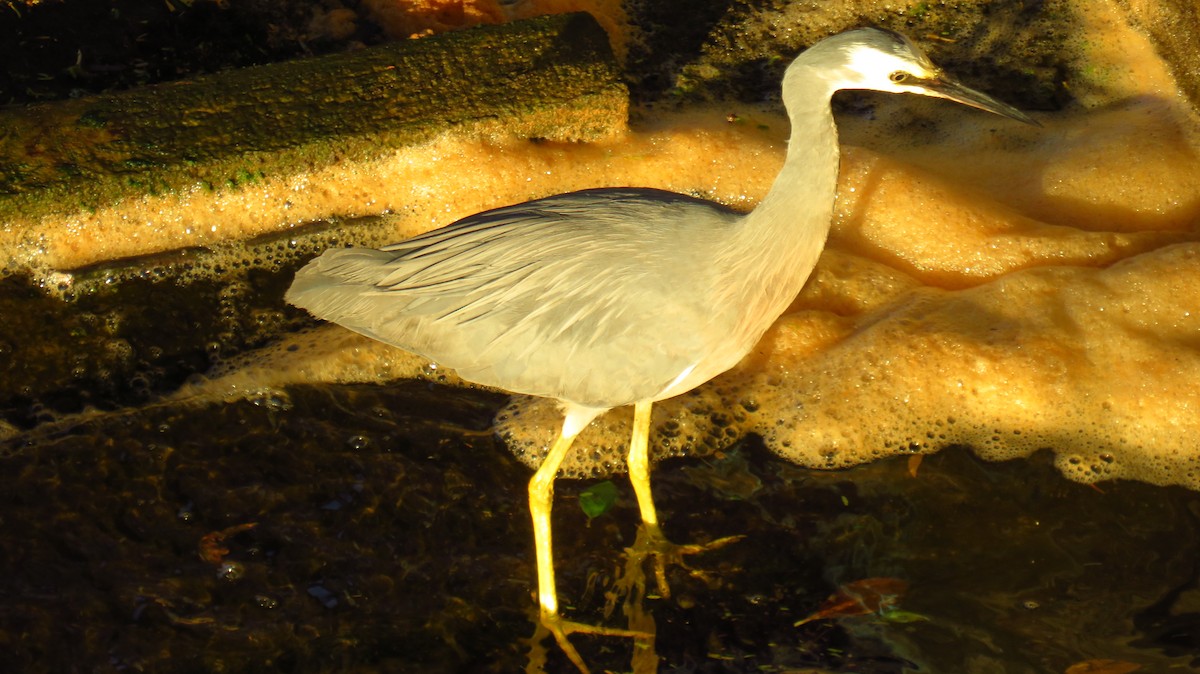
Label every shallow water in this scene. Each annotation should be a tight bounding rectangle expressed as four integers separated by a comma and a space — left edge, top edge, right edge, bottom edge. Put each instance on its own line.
3, 2, 1200, 672
3, 381, 1197, 673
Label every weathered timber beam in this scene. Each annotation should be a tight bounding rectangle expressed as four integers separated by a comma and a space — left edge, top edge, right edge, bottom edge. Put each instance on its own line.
0, 12, 625, 264
0, 12, 625, 427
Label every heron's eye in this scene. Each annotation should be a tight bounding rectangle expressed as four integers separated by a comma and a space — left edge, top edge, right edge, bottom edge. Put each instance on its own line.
889, 71, 909, 84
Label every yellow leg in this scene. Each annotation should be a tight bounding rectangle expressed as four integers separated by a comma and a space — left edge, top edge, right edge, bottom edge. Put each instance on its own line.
528, 406, 647, 674
623, 400, 743, 600
627, 401, 659, 528
528, 426, 578, 618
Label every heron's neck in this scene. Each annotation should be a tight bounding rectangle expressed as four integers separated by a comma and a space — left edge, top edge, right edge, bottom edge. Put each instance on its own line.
728, 84, 840, 311
748, 105, 840, 241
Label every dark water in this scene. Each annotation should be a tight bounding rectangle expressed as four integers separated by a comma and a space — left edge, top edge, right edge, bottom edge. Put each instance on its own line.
0, 2, 1170, 671
2, 381, 1198, 673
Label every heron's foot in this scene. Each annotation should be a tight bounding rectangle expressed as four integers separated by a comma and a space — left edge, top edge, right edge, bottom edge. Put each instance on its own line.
533, 607, 651, 674
627, 522, 744, 600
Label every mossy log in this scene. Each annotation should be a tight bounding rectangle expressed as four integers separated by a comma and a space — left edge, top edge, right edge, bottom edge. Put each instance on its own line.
0, 12, 625, 428
0, 12, 625, 230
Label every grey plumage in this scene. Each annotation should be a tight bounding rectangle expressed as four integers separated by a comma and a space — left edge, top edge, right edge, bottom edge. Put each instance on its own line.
288, 188, 742, 408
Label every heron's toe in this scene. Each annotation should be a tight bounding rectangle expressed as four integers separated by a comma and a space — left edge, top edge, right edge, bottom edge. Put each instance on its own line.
532, 607, 651, 674
626, 522, 745, 599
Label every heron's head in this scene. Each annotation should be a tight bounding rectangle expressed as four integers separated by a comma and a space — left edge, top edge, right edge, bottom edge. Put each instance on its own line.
789, 28, 1037, 125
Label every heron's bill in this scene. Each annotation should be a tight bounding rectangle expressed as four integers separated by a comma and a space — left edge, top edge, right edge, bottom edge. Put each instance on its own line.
925, 76, 1041, 126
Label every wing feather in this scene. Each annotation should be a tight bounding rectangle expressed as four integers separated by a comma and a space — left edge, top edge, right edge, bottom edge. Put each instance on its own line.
287, 188, 741, 407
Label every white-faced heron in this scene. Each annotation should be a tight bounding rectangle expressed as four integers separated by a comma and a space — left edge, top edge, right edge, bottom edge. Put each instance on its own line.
286, 27, 1035, 672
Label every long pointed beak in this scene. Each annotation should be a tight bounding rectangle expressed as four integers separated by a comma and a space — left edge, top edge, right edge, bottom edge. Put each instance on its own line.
922, 74, 1041, 126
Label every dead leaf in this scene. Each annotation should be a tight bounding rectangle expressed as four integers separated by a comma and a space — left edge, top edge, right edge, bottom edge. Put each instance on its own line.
907, 454, 923, 477
198, 522, 257, 564
794, 577, 909, 626
1065, 659, 1141, 674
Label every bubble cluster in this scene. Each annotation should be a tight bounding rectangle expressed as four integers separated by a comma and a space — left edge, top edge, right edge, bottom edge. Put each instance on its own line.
492, 79, 1200, 487
496, 240, 1200, 489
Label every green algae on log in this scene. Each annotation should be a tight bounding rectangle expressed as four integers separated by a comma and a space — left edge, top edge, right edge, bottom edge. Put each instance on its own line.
0, 12, 625, 231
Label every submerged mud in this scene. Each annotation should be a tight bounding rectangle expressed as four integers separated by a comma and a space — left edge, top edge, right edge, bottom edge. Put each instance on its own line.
2, 383, 1198, 673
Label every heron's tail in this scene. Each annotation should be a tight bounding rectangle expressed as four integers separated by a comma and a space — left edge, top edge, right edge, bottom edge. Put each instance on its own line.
285, 247, 396, 319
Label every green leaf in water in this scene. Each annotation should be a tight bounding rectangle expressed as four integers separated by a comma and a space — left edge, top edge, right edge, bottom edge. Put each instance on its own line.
579, 480, 619, 520
881, 608, 929, 623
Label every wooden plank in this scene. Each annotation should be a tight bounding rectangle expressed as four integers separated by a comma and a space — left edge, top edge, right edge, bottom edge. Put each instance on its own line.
0, 12, 626, 251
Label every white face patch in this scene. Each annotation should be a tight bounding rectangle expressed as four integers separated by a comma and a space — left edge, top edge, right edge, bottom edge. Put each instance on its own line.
837, 41, 937, 92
